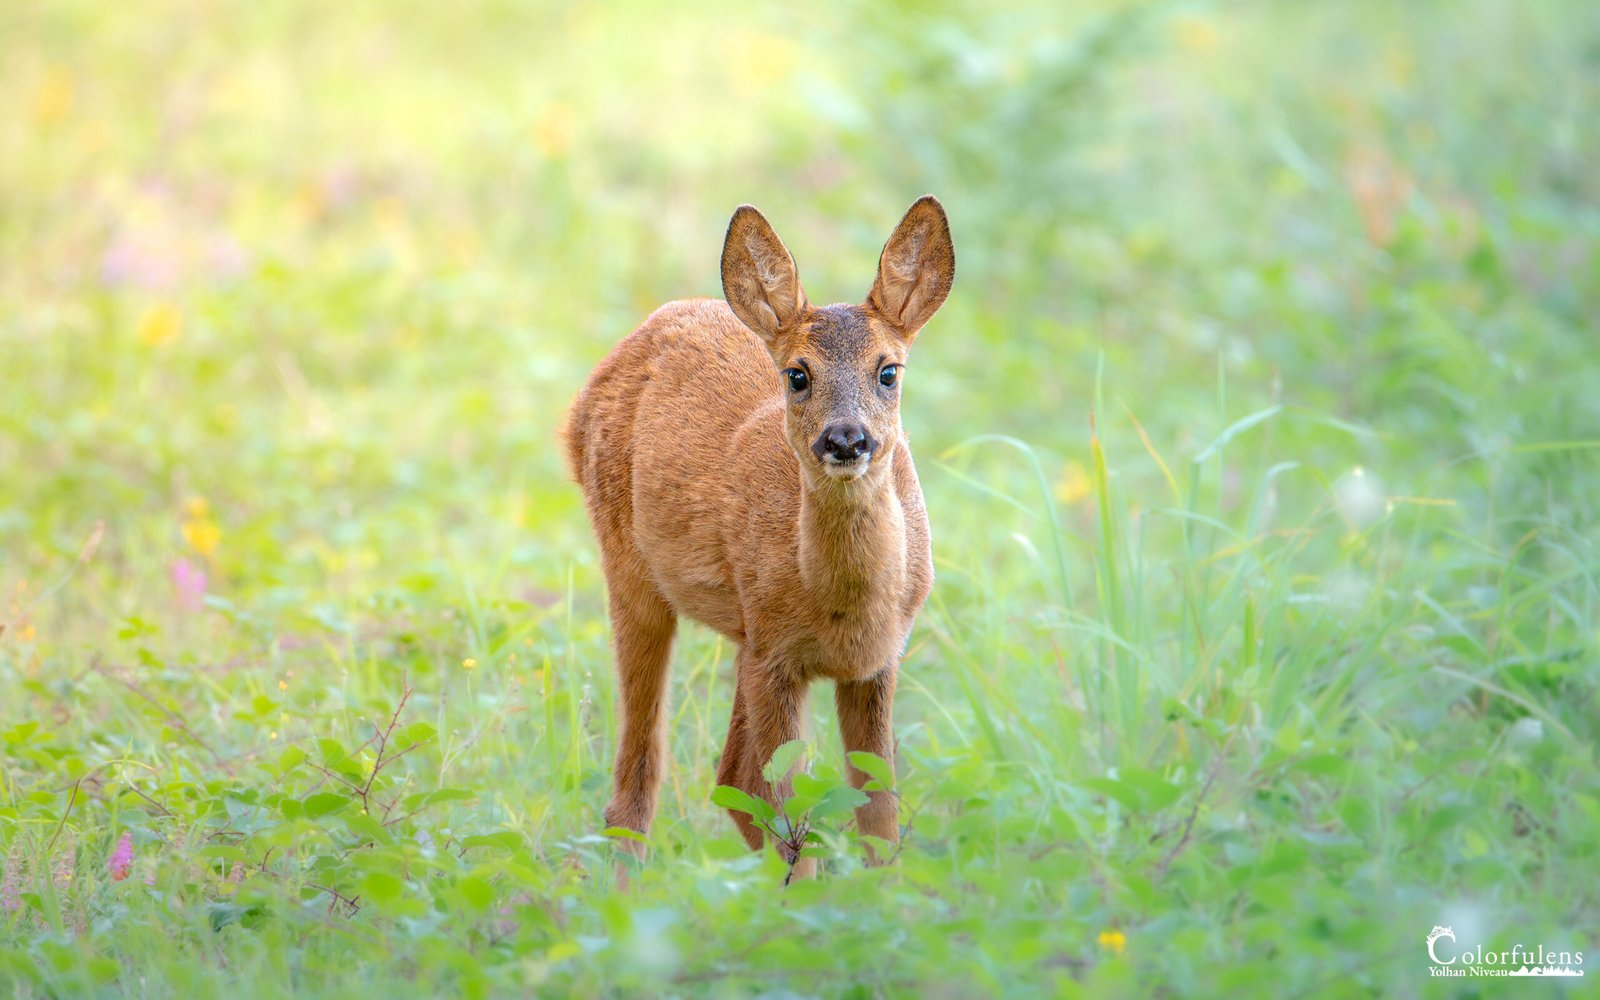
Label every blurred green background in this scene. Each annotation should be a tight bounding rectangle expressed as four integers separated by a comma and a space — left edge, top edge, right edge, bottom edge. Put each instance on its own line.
2, 1, 1597, 996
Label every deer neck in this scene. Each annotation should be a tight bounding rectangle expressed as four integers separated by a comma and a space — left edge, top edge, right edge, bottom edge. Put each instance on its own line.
797, 451, 907, 606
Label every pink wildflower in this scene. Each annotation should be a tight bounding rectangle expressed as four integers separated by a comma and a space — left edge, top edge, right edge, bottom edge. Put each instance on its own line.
109, 832, 134, 882
170, 557, 208, 612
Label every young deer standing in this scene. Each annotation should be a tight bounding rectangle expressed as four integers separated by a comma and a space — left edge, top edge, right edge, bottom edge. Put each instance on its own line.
566, 197, 954, 879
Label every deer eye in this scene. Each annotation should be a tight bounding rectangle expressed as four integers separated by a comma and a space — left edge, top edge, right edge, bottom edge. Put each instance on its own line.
879, 365, 900, 388
784, 368, 809, 393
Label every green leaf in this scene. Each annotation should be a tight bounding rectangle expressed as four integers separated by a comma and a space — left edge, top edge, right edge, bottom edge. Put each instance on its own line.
460, 831, 522, 852
456, 874, 494, 912
601, 825, 648, 843
276, 746, 307, 773
846, 752, 895, 790
3, 722, 39, 746
395, 722, 437, 747
207, 902, 263, 932
316, 738, 348, 766
762, 739, 806, 785
344, 812, 393, 845
1286, 753, 1348, 778
809, 785, 869, 824
303, 792, 350, 818
402, 787, 477, 811
1081, 777, 1142, 811
87, 957, 121, 984
782, 793, 822, 823
199, 845, 247, 861
710, 785, 777, 823
791, 772, 830, 799
358, 871, 403, 905
1120, 768, 1182, 811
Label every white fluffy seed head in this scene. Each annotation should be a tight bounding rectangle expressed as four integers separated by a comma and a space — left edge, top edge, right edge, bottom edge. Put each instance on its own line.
1334, 467, 1385, 529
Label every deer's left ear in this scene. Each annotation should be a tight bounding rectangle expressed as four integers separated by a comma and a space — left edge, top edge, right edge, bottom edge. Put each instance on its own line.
867, 195, 955, 342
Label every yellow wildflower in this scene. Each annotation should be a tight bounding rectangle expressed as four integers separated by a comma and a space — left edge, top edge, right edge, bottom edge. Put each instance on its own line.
34, 67, 73, 127
1171, 15, 1219, 53
731, 30, 797, 88
1056, 461, 1092, 505
137, 302, 183, 347
533, 101, 574, 159
181, 496, 220, 557
1098, 929, 1126, 956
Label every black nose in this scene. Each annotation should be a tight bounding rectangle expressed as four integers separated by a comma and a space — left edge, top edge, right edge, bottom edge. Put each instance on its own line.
815, 423, 873, 462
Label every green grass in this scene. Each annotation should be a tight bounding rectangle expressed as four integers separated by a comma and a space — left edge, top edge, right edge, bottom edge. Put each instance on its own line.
3, 0, 1598, 996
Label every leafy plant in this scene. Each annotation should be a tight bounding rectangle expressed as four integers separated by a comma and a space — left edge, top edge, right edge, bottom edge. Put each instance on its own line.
711, 742, 889, 883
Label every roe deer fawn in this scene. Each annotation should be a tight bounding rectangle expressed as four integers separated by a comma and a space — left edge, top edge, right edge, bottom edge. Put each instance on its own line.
566, 196, 954, 880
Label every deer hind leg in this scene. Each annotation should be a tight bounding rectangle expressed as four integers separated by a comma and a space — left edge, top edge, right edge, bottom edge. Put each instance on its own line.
601, 568, 677, 864
836, 667, 899, 862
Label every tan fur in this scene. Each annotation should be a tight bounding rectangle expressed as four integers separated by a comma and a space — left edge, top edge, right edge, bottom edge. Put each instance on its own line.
567, 197, 955, 879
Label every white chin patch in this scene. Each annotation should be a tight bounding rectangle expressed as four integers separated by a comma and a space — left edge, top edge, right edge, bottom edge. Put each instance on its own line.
822, 455, 871, 480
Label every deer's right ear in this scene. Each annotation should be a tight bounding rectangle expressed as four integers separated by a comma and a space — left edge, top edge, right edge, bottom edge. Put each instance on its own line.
721, 205, 807, 345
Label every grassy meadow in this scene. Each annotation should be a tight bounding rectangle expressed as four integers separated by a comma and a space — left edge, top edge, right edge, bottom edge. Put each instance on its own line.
3, 0, 1599, 996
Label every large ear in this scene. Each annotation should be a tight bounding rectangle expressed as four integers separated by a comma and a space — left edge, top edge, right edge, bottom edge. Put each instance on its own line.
866, 195, 955, 341
721, 205, 807, 345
